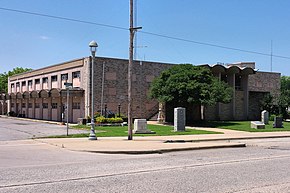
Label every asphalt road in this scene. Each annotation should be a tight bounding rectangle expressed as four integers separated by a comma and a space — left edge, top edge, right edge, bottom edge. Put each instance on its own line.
1, 118, 290, 192
0, 117, 88, 140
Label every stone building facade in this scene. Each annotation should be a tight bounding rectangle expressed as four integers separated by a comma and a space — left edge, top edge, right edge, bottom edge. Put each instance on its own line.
202, 63, 280, 121
4, 57, 173, 123
164, 62, 280, 123
2, 57, 280, 123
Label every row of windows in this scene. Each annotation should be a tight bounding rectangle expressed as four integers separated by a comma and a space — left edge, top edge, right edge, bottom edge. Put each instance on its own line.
11, 102, 81, 109
11, 71, 81, 89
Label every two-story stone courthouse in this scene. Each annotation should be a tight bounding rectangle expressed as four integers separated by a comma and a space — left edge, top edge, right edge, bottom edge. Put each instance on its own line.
0, 56, 280, 123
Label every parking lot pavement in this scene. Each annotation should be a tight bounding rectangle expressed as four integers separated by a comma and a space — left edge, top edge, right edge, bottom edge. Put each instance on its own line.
0, 116, 88, 141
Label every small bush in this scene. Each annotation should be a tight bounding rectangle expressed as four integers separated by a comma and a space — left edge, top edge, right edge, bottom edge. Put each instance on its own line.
95, 116, 123, 123
108, 117, 123, 123
94, 112, 101, 119
96, 116, 107, 123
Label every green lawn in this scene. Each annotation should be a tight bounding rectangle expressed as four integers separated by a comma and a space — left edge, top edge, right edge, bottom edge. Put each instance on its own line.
48, 124, 222, 138
195, 121, 290, 132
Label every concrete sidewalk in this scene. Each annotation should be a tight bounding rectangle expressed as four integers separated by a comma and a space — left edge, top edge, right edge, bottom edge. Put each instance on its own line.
3, 116, 290, 154
35, 128, 290, 154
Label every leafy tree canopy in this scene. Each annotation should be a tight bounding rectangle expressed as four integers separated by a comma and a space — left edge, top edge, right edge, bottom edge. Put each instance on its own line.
281, 76, 290, 107
149, 64, 232, 106
0, 67, 32, 93
261, 76, 290, 118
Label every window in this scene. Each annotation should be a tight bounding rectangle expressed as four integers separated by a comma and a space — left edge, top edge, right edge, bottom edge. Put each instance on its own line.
28, 103, 32, 108
22, 81, 26, 86
43, 103, 48, 109
22, 103, 26, 108
42, 77, 48, 83
73, 71, 81, 79
61, 74, 68, 80
51, 75, 57, 82
72, 102, 80, 109
16, 82, 20, 88
35, 103, 40, 108
11, 83, 14, 88
52, 103, 58, 109
28, 80, 32, 87
35, 79, 40, 84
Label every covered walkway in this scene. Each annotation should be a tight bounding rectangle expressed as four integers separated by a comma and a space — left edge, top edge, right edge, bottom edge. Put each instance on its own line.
7, 88, 84, 123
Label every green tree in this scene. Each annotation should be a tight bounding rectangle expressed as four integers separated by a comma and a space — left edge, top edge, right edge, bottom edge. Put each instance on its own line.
149, 64, 232, 118
261, 76, 290, 119
281, 76, 290, 107
280, 76, 290, 118
0, 67, 32, 93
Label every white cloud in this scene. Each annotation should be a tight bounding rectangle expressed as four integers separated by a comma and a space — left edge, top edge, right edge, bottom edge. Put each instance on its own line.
39, 36, 50, 40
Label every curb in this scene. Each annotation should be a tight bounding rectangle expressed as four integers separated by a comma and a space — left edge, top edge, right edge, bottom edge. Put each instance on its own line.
71, 143, 246, 155
0, 115, 65, 125
165, 135, 290, 143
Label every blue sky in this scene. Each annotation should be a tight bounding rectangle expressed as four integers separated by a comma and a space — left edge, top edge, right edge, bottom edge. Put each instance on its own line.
0, 0, 290, 75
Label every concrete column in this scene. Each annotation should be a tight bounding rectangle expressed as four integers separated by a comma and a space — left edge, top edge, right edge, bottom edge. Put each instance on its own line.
25, 98, 29, 118
19, 99, 23, 115
57, 74, 62, 89
32, 98, 36, 118
68, 71, 73, 85
228, 74, 236, 120
26, 80, 28, 92
242, 75, 249, 119
48, 76, 52, 90
48, 97, 52, 120
57, 97, 62, 122
7, 99, 11, 114
33, 79, 36, 90
40, 78, 43, 90
39, 98, 43, 119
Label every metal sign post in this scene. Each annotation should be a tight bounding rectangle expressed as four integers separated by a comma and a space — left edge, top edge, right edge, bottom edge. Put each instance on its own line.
64, 82, 73, 136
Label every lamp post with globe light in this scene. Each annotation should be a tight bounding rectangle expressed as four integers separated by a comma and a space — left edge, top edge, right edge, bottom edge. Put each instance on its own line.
88, 40, 98, 140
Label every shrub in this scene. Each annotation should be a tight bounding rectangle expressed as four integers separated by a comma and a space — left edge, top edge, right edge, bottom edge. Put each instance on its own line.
108, 117, 123, 123
96, 116, 107, 123
95, 116, 123, 123
94, 112, 101, 119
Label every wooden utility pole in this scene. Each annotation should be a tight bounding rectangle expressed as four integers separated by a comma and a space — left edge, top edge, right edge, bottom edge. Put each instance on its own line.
128, 0, 134, 140
128, 0, 141, 140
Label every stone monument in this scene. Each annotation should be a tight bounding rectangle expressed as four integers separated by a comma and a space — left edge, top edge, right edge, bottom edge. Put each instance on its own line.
133, 119, 155, 134
261, 110, 269, 124
273, 116, 283, 128
174, 107, 186, 132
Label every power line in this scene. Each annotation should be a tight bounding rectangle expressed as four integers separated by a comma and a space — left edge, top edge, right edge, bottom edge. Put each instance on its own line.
1, 6, 290, 60
140, 31, 290, 60
0, 7, 127, 31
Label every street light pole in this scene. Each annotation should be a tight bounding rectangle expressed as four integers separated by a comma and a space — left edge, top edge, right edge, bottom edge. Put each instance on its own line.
89, 40, 98, 140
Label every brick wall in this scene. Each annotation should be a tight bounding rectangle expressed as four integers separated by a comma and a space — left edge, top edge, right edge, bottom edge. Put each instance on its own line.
235, 91, 244, 120
91, 57, 174, 119
248, 71, 280, 96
